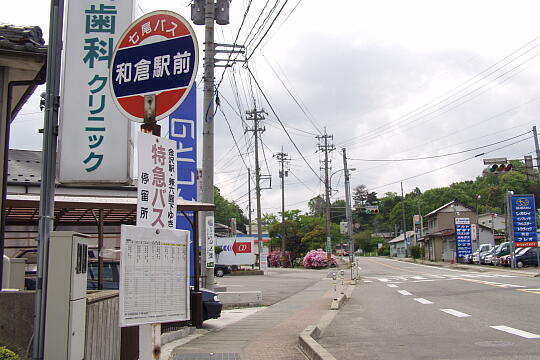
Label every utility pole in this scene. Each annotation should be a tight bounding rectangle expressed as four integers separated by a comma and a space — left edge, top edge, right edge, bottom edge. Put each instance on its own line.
248, 168, 252, 236
342, 148, 354, 277
532, 126, 540, 178
317, 131, 335, 263
401, 182, 408, 257
276, 149, 289, 252
192, 0, 236, 290
245, 107, 267, 267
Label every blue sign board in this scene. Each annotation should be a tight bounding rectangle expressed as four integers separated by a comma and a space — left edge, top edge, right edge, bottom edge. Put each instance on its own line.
169, 84, 197, 285
455, 218, 472, 257
511, 194, 538, 248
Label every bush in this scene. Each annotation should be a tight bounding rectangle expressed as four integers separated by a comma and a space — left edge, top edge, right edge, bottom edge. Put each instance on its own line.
268, 250, 293, 267
303, 249, 337, 268
410, 244, 424, 260
0, 347, 20, 360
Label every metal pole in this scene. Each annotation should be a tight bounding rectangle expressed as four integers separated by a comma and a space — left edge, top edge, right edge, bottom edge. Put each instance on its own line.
277, 149, 288, 253
322, 133, 332, 264
33, 0, 64, 357
401, 182, 407, 257
201, 0, 216, 290
532, 126, 540, 177
253, 109, 264, 267
98, 209, 104, 290
343, 148, 354, 278
248, 168, 252, 236
506, 192, 516, 268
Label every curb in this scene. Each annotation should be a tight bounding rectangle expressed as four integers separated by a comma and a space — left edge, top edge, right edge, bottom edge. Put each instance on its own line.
298, 284, 355, 360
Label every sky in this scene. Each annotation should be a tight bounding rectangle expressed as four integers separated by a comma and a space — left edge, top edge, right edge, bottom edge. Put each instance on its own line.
3, 0, 540, 217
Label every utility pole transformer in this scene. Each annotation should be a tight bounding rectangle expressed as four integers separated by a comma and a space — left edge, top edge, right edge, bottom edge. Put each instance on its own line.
317, 131, 335, 262
245, 107, 267, 267
276, 149, 290, 252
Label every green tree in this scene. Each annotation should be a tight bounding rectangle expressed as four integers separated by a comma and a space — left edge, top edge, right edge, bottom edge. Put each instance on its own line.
214, 186, 248, 232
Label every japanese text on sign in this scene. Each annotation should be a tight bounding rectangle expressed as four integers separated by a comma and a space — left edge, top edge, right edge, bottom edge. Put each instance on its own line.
137, 133, 177, 229
511, 195, 538, 248
455, 218, 472, 258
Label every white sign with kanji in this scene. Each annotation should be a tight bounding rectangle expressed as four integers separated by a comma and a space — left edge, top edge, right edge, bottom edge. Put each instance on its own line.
58, 0, 134, 184
205, 215, 215, 268
137, 133, 177, 229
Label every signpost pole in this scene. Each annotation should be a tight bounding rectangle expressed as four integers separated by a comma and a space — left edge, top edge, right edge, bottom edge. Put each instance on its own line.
507, 192, 515, 269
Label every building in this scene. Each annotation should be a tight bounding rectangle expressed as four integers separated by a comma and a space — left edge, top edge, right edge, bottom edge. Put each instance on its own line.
389, 231, 415, 258
423, 200, 478, 262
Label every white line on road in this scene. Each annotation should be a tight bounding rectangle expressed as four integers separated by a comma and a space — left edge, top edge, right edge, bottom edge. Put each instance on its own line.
378, 278, 390, 282
363, 280, 373, 283
440, 309, 471, 318
490, 326, 540, 339
387, 284, 398, 288
411, 276, 426, 280
414, 298, 433, 304
398, 290, 412, 296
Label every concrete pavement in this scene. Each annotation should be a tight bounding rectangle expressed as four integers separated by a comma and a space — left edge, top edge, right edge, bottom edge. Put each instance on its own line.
319, 256, 540, 360
165, 266, 347, 360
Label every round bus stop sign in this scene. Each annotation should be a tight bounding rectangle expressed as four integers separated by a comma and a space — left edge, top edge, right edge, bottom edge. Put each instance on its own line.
110, 10, 198, 122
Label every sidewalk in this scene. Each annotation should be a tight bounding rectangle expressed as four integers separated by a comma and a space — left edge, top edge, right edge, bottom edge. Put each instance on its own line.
166, 268, 342, 360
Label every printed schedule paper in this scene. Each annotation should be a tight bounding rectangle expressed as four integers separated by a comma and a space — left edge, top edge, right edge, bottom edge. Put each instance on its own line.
119, 225, 190, 327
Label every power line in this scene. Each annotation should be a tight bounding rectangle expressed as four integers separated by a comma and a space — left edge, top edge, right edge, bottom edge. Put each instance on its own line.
246, 65, 323, 183
217, 99, 250, 170
348, 131, 531, 162
368, 136, 532, 191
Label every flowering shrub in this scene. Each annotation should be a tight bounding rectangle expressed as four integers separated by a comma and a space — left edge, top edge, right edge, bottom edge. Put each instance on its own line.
303, 249, 337, 268
268, 250, 292, 267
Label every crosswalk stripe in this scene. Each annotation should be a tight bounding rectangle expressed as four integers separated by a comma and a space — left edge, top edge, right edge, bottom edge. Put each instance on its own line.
440, 309, 471, 318
387, 284, 398, 288
398, 290, 412, 296
490, 326, 540, 339
414, 298, 433, 304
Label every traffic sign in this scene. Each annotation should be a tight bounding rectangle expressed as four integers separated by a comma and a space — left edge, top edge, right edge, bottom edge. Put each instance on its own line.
110, 11, 199, 122
510, 194, 538, 247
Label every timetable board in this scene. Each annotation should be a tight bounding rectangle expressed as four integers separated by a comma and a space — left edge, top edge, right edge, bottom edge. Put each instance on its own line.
119, 225, 190, 327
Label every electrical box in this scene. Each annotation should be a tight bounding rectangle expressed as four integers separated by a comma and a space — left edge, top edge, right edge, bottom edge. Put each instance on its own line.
44, 232, 89, 360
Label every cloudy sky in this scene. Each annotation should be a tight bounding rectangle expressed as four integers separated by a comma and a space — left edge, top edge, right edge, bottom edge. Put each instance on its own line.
4, 0, 540, 216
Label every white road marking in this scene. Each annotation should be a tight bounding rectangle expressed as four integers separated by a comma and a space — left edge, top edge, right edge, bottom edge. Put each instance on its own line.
387, 284, 398, 288
518, 288, 540, 294
414, 298, 433, 304
490, 326, 540, 339
412, 279, 435, 282
411, 276, 426, 280
398, 290, 412, 296
378, 278, 390, 282
440, 309, 471, 318
363, 280, 373, 283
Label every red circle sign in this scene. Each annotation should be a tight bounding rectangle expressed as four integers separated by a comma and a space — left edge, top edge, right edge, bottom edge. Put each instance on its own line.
109, 11, 199, 122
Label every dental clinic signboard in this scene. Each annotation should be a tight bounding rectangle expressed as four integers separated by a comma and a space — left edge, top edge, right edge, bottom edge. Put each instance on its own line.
455, 218, 472, 258
58, 1, 134, 184
510, 194, 538, 248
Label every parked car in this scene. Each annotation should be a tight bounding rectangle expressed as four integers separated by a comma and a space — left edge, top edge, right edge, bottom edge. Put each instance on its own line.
500, 247, 529, 267
473, 244, 492, 264
492, 242, 510, 266
515, 247, 539, 268
483, 246, 498, 265
214, 264, 232, 277
480, 247, 497, 265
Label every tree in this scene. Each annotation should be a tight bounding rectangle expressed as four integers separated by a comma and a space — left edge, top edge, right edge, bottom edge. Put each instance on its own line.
308, 195, 325, 217
214, 186, 248, 232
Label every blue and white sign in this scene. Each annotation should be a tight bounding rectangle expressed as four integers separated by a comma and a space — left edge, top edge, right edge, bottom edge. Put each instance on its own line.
455, 218, 472, 258
511, 194, 538, 248
110, 10, 198, 122
169, 84, 197, 284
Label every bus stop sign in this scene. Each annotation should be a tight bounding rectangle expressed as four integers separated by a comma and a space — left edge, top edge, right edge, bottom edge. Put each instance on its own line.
110, 10, 198, 122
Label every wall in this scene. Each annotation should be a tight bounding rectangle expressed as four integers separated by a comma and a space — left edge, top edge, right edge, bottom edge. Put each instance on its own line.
0, 291, 34, 358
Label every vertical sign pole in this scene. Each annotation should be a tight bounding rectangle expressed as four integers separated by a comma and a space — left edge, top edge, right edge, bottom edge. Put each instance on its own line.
506, 192, 515, 269
33, 0, 64, 357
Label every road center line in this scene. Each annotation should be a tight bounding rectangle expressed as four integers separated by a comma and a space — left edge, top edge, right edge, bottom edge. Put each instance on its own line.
398, 290, 412, 296
414, 298, 433, 304
490, 325, 540, 339
440, 309, 471, 318
387, 284, 398, 288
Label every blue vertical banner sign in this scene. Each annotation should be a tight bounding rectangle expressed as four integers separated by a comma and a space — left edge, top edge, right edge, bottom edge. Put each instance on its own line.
510, 194, 538, 248
455, 218, 472, 258
169, 83, 197, 285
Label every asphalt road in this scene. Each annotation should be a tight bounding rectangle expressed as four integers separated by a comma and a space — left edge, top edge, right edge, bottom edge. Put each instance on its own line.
319, 257, 540, 360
